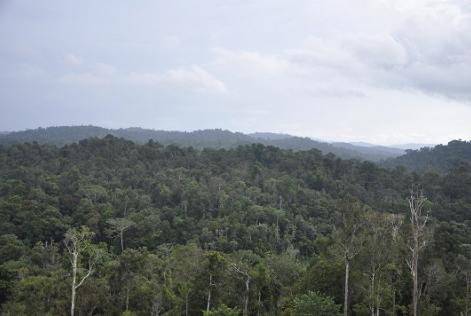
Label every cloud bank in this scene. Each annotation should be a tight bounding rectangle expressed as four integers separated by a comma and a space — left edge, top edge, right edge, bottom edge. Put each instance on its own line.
0, 0, 471, 144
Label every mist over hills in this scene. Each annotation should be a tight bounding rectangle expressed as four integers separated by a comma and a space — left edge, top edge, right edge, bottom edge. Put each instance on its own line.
0, 125, 408, 161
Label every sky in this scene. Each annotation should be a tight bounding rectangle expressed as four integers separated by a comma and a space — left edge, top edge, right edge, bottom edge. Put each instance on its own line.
1, 0, 471, 145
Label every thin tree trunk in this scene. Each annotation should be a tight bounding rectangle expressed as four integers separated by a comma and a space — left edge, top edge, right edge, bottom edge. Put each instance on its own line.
206, 273, 212, 312
120, 229, 124, 253
407, 189, 428, 316
375, 277, 381, 316
412, 234, 418, 316
392, 288, 396, 316
243, 276, 250, 316
125, 286, 130, 311
344, 254, 350, 316
257, 291, 261, 316
369, 271, 375, 316
71, 253, 77, 316
275, 216, 280, 242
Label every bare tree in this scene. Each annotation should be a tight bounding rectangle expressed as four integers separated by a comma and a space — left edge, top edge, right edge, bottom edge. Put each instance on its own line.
106, 218, 134, 253
64, 226, 97, 316
405, 188, 429, 316
335, 198, 366, 316
205, 252, 225, 313
231, 263, 251, 316
362, 212, 401, 316
206, 272, 215, 313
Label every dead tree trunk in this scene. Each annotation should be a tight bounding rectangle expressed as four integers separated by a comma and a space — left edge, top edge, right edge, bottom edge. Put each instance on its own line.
243, 275, 250, 316
406, 189, 429, 316
206, 273, 213, 313
64, 227, 95, 316
232, 263, 251, 316
70, 252, 77, 316
120, 228, 124, 253
344, 252, 350, 316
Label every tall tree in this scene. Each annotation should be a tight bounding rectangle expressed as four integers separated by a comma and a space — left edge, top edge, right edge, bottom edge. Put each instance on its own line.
362, 211, 403, 316
204, 252, 226, 313
106, 218, 135, 253
64, 226, 98, 316
335, 197, 366, 316
406, 188, 429, 316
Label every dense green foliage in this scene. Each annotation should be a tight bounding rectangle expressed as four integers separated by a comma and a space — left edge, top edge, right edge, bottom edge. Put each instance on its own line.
292, 291, 341, 315
0, 136, 471, 315
0, 126, 405, 161
385, 140, 471, 173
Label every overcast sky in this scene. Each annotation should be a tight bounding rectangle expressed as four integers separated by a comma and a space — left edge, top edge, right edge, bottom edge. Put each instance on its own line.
1, 0, 471, 145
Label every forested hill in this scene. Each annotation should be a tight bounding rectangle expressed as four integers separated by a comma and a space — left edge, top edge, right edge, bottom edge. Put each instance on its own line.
385, 140, 471, 173
1, 136, 471, 315
0, 125, 405, 161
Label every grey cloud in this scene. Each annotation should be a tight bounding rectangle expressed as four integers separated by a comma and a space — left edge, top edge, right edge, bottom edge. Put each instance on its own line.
1, 0, 471, 143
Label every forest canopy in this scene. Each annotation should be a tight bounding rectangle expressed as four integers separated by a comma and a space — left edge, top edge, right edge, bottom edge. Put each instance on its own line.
1, 136, 471, 315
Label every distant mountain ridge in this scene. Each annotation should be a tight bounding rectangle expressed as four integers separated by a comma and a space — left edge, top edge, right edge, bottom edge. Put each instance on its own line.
0, 125, 408, 161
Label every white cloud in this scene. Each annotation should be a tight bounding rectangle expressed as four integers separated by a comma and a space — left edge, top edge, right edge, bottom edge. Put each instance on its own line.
208, 0, 471, 101
163, 65, 227, 94
59, 59, 227, 95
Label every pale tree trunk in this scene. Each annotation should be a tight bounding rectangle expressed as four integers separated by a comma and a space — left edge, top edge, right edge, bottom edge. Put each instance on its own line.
369, 272, 375, 316
406, 189, 428, 316
243, 275, 250, 316
392, 289, 396, 316
71, 252, 78, 316
69, 250, 93, 316
375, 277, 381, 316
257, 291, 262, 315
67, 245, 94, 315
120, 229, 124, 253
232, 264, 251, 316
275, 216, 280, 242
206, 273, 213, 312
64, 227, 95, 316
409, 228, 419, 316
257, 291, 262, 316
412, 257, 418, 316
344, 254, 350, 316
125, 285, 130, 311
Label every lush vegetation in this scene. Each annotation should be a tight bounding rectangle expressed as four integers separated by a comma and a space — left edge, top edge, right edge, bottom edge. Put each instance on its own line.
0, 126, 405, 161
0, 136, 470, 315
384, 140, 471, 173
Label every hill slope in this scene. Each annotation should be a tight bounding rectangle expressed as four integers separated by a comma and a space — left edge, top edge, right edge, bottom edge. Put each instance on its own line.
384, 140, 471, 173
0, 126, 405, 161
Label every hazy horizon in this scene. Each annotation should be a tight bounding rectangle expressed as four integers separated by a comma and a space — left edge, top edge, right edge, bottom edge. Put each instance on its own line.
1, 0, 471, 144
0, 124, 444, 147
